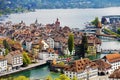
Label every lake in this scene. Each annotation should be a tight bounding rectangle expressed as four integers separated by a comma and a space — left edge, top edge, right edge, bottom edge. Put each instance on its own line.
1, 7, 120, 29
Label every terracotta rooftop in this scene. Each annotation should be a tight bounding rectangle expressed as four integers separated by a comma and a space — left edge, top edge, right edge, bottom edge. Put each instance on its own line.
9, 50, 22, 56
94, 59, 111, 70
104, 53, 120, 63
87, 35, 101, 44
64, 58, 98, 73
0, 56, 6, 60
109, 67, 120, 79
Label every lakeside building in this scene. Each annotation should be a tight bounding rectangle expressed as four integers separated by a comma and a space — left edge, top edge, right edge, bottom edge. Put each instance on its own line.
87, 35, 101, 55
0, 56, 7, 73
94, 59, 111, 75
64, 58, 98, 79
39, 50, 58, 60
103, 53, 120, 74
5, 50, 23, 69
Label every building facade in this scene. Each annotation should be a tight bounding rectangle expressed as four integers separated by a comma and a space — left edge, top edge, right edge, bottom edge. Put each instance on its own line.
0, 56, 7, 73
5, 50, 23, 69
47, 37, 54, 49
103, 53, 120, 74
94, 59, 111, 75
64, 58, 98, 79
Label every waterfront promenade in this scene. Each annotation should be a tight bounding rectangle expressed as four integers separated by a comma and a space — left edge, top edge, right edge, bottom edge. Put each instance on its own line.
0, 60, 47, 77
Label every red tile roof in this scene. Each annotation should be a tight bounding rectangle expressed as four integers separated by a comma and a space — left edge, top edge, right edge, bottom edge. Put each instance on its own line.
9, 50, 22, 56
104, 53, 120, 63
109, 67, 120, 79
0, 56, 6, 60
94, 59, 111, 70
64, 58, 98, 72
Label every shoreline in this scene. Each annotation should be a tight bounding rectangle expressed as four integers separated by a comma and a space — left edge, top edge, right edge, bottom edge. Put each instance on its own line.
0, 60, 47, 77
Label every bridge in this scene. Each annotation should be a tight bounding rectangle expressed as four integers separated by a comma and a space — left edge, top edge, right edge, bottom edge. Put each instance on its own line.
96, 33, 117, 40
101, 49, 120, 54
96, 34, 117, 38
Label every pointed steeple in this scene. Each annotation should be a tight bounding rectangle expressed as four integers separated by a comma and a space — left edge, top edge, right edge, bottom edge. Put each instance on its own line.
55, 18, 60, 27
98, 21, 102, 28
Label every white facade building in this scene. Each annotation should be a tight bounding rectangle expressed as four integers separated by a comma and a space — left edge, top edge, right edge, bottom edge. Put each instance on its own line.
64, 58, 98, 80
103, 53, 120, 74
5, 50, 23, 69
26, 41, 32, 52
0, 56, 7, 73
47, 37, 54, 49
96, 44, 101, 53
0, 45, 5, 56
39, 52, 49, 60
39, 52, 58, 60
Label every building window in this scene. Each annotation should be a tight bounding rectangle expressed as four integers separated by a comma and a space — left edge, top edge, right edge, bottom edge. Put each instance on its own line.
70, 75, 71, 78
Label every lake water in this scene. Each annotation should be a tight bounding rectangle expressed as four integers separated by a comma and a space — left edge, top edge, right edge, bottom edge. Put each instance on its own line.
1, 7, 120, 29
1, 7, 120, 79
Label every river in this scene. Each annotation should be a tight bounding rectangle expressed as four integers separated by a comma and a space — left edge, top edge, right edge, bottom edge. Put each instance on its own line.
1, 7, 120, 79
1, 65, 61, 79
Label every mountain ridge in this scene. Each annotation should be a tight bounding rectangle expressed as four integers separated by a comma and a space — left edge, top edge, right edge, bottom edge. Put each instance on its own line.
0, 0, 120, 15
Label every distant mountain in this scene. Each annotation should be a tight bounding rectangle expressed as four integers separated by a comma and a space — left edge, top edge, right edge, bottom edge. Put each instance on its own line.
0, 0, 120, 15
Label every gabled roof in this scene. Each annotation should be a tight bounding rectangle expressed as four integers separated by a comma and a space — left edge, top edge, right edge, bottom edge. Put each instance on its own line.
9, 50, 22, 56
94, 59, 111, 70
104, 53, 120, 63
109, 67, 120, 79
64, 58, 98, 73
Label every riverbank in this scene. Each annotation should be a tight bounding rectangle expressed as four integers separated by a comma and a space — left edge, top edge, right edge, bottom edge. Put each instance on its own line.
0, 60, 46, 77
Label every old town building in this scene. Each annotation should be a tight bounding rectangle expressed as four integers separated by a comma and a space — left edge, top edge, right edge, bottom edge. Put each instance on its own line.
64, 58, 98, 79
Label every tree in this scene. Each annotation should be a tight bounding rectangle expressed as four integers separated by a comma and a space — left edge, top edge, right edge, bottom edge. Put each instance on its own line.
13, 76, 29, 80
117, 28, 120, 34
72, 76, 77, 80
4, 48, 9, 56
45, 76, 52, 80
54, 78, 60, 80
55, 74, 70, 80
80, 33, 88, 58
92, 17, 99, 27
75, 33, 88, 58
58, 61, 65, 66
3, 40, 11, 51
68, 33, 74, 55
23, 51, 31, 66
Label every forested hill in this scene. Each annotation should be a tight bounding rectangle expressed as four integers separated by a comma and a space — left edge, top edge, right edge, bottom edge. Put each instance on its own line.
40, 0, 120, 8
0, 0, 120, 15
